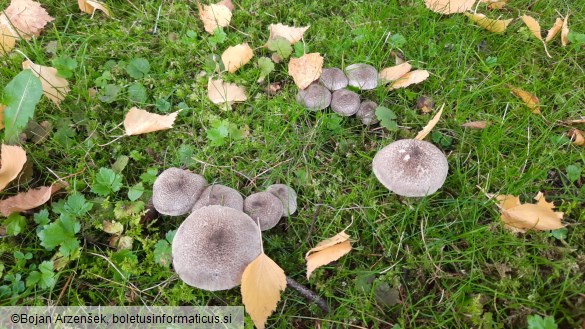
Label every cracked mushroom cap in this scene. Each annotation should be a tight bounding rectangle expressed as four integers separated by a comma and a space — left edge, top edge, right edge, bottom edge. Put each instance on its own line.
345, 63, 378, 90
172, 205, 262, 291
320, 68, 348, 91
192, 184, 244, 212
296, 83, 332, 111
244, 192, 284, 231
266, 184, 297, 217
331, 89, 360, 116
372, 139, 448, 197
152, 168, 207, 216
356, 100, 379, 125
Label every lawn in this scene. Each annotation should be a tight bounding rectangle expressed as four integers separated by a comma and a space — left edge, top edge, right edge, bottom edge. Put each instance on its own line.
0, 0, 584, 328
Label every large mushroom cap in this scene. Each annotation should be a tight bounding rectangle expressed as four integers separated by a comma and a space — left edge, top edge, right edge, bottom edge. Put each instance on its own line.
172, 205, 261, 291
192, 184, 244, 211
266, 184, 297, 217
331, 89, 360, 116
344, 63, 378, 90
356, 100, 379, 125
296, 83, 332, 111
372, 139, 448, 197
320, 68, 348, 91
244, 192, 284, 231
152, 168, 207, 216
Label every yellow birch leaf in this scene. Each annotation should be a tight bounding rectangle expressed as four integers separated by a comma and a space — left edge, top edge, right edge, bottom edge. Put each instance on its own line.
496, 194, 521, 210
241, 253, 286, 329
123, 107, 179, 136
306, 231, 350, 256
415, 104, 444, 140
268, 23, 310, 45
379, 62, 412, 84
78, 0, 111, 16
520, 15, 542, 41
510, 86, 540, 114
503, 204, 564, 231
461, 120, 487, 129
0, 144, 27, 192
0, 182, 64, 216
0, 25, 17, 54
22, 60, 70, 106
1, 0, 54, 39
207, 78, 247, 105
221, 43, 254, 73
0, 104, 5, 129
534, 191, 555, 210
567, 129, 585, 146
389, 70, 430, 90
288, 53, 323, 89
424, 0, 476, 14
197, 2, 232, 34
464, 13, 512, 34
545, 18, 563, 43
561, 14, 569, 47
306, 241, 352, 279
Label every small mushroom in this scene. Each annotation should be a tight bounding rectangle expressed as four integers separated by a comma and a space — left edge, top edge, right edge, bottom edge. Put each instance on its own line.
152, 167, 207, 216
296, 83, 332, 111
243, 192, 284, 231
266, 184, 297, 216
331, 89, 360, 116
356, 100, 379, 125
172, 205, 262, 291
344, 63, 378, 90
320, 68, 348, 91
192, 184, 244, 211
372, 139, 448, 197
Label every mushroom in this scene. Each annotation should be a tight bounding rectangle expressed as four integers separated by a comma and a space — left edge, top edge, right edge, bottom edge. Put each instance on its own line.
319, 68, 348, 91
172, 205, 262, 291
192, 184, 244, 211
152, 167, 207, 216
243, 192, 284, 231
356, 100, 379, 125
266, 184, 297, 216
344, 63, 378, 90
372, 139, 448, 197
296, 83, 332, 111
331, 89, 360, 116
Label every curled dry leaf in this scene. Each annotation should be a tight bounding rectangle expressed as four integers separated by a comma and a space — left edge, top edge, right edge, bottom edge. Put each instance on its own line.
464, 13, 513, 34
510, 86, 540, 114
288, 53, 323, 89
545, 18, 563, 43
207, 78, 247, 105
389, 70, 430, 90
22, 60, 70, 106
221, 43, 253, 73
78, 0, 111, 17
496, 192, 564, 233
520, 15, 542, 41
123, 107, 180, 136
197, 2, 232, 34
0, 144, 27, 192
424, 0, 476, 14
567, 129, 585, 146
461, 120, 487, 129
0, 182, 65, 216
241, 253, 286, 329
0, 0, 54, 40
561, 14, 569, 47
268, 23, 309, 45
306, 231, 352, 279
379, 62, 412, 84
415, 104, 444, 140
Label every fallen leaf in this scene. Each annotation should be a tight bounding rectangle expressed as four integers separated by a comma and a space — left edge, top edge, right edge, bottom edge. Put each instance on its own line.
218, 0, 234, 11
496, 192, 564, 232
561, 13, 569, 47
510, 86, 540, 114
379, 62, 412, 84
545, 18, 563, 43
424, 0, 476, 14
207, 78, 247, 105
1, 0, 54, 40
22, 60, 70, 106
123, 107, 180, 136
268, 23, 309, 45
77, 0, 111, 17
0, 25, 17, 54
221, 43, 253, 73
464, 13, 513, 34
461, 120, 487, 129
288, 53, 323, 89
486, 0, 507, 10
0, 144, 27, 192
415, 104, 444, 140
520, 15, 542, 41
567, 129, 585, 146
306, 231, 352, 279
0, 104, 5, 129
389, 69, 430, 90
564, 117, 585, 125
0, 182, 64, 216
241, 253, 286, 329
197, 2, 232, 34
102, 220, 123, 234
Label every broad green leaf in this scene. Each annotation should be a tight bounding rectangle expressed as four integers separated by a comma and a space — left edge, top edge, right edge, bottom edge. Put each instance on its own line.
127, 182, 144, 201
4, 213, 26, 236
37, 215, 81, 257
63, 193, 93, 217
139, 168, 158, 185
92, 167, 123, 196
126, 58, 150, 79
375, 106, 398, 131
98, 84, 121, 103
527, 315, 557, 329
257, 57, 275, 83
267, 37, 293, 59
51, 57, 78, 79
128, 83, 147, 103
153, 239, 172, 267
2, 70, 43, 143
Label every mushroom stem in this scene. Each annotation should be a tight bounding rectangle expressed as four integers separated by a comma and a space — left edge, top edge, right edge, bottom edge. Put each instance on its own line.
285, 275, 331, 314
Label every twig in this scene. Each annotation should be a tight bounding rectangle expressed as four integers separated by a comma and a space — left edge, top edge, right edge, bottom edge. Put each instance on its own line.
285, 276, 330, 314
56, 272, 75, 305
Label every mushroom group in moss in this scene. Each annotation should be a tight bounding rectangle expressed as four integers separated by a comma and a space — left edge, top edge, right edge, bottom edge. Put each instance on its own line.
152, 167, 207, 216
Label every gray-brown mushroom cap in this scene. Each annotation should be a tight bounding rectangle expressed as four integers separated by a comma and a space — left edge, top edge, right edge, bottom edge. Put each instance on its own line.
356, 100, 379, 125
296, 83, 332, 111
345, 63, 378, 90
331, 89, 360, 116
243, 192, 284, 231
320, 68, 348, 91
152, 168, 207, 216
266, 184, 297, 217
192, 184, 244, 212
372, 139, 448, 197
172, 205, 262, 291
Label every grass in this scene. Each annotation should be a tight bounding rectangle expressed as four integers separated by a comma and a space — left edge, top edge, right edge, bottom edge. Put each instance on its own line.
1, 0, 584, 328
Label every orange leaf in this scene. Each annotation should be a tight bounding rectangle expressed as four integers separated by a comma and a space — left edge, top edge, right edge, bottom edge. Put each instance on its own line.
22, 60, 70, 106
306, 231, 352, 279
77, 0, 111, 17
0, 182, 64, 216
561, 13, 570, 47
464, 13, 512, 34
424, 0, 476, 14
241, 253, 286, 329
415, 104, 444, 140
567, 129, 585, 146
288, 53, 323, 89
1, 0, 53, 40
495, 192, 564, 233
0, 144, 27, 192
510, 86, 540, 114
207, 78, 247, 105
123, 107, 179, 136
379, 62, 412, 84
520, 15, 542, 41
461, 120, 487, 129
267, 23, 309, 45
221, 43, 253, 73
545, 18, 563, 43
389, 70, 430, 90
197, 2, 232, 34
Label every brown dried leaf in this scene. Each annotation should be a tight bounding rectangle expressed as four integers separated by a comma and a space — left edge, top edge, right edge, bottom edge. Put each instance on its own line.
22, 60, 70, 106
1, 0, 54, 40
268, 23, 310, 45
495, 192, 564, 233
567, 129, 585, 146
464, 13, 513, 33
102, 220, 123, 235
77, 0, 110, 16
306, 231, 352, 279
0, 182, 64, 216
424, 0, 476, 14
415, 104, 444, 140
0, 104, 5, 129
520, 15, 542, 41
461, 120, 487, 129
123, 107, 179, 136
0, 144, 27, 192
288, 53, 323, 89
379, 62, 412, 84
197, 2, 232, 34
221, 43, 253, 73
545, 18, 563, 43
561, 13, 569, 47
389, 70, 429, 90
487, 0, 507, 9
510, 86, 540, 114
207, 78, 247, 105
0, 25, 17, 54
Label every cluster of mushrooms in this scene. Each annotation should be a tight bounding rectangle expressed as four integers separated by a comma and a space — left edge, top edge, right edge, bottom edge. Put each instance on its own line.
152, 168, 297, 291
296, 64, 381, 125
